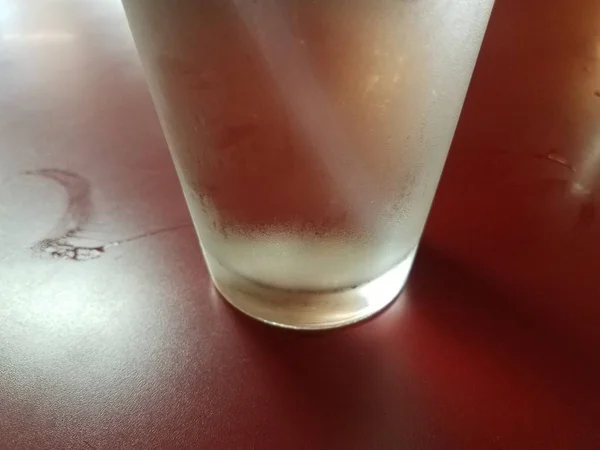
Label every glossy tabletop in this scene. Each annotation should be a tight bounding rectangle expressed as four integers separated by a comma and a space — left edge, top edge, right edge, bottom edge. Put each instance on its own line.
1, 0, 599, 448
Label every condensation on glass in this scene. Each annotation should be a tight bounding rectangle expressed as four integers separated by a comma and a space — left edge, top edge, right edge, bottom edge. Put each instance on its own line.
122, 0, 495, 329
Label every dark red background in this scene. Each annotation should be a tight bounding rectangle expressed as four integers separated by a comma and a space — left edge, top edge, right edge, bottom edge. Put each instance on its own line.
1, 0, 599, 448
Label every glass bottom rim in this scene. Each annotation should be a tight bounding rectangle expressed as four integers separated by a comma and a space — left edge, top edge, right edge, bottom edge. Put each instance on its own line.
205, 247, 417, 330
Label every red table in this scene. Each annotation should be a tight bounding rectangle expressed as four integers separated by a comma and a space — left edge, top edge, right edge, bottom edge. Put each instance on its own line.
1, 0, 599, 448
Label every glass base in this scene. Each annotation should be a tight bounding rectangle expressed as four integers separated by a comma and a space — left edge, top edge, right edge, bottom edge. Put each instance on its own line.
205, 247, 417, 330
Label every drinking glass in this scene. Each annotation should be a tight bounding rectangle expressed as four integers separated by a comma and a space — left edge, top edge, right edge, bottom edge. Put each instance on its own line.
122, 0, 494, 329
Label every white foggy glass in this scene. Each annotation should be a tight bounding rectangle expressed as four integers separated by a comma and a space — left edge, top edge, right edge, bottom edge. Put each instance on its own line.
122, 0, 495, 329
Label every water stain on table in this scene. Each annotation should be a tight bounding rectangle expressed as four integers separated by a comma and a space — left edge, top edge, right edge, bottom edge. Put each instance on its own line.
26, 169, 191, 261
533, 152, 596, 230
536, 151, 576, 173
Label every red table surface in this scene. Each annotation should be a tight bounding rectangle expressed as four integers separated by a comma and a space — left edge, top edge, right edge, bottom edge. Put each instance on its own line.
1, 0, 599, 449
